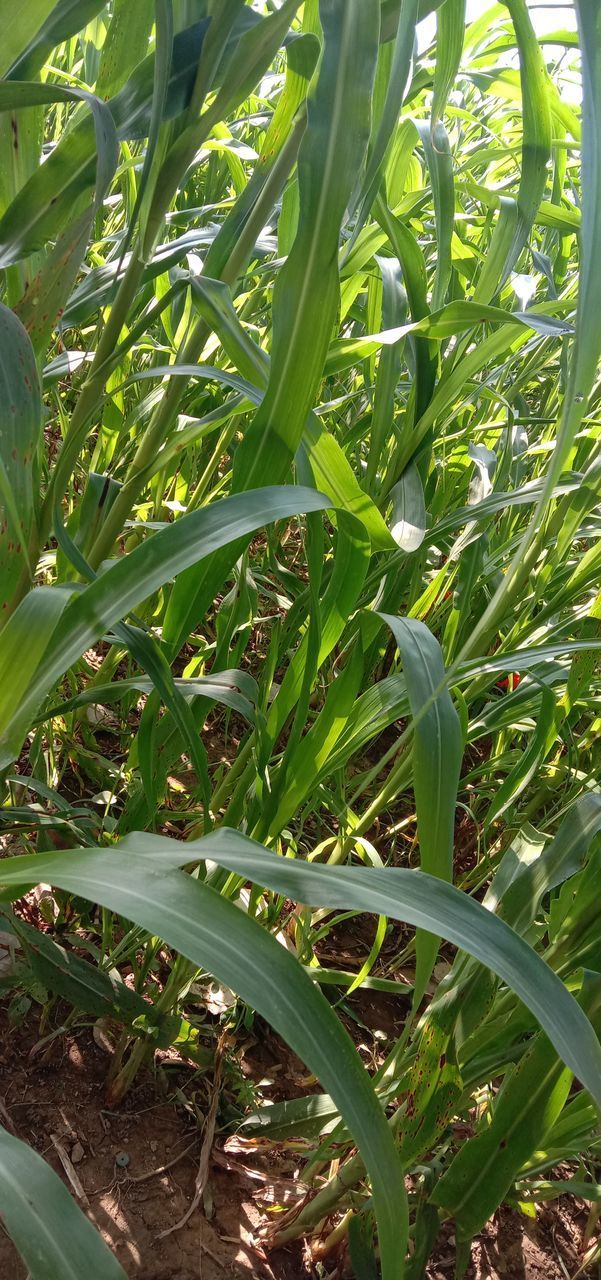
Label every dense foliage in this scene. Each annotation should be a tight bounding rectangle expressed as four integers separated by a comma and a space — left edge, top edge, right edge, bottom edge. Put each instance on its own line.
0, 1, 600, 1277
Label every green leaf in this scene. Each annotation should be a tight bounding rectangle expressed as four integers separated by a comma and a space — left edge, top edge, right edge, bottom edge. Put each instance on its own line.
0, 18, 220, 267
324, 300, 570, 375
3, 909, 149, 1023
472, 195, 518, 304
182, 832, 601, 1108
349, 0, 419, 244
381, 0, 445, 43
0, 0, 57, 77
242, 1091, 340, 1140
141, 0, 303, 255
0, 487, 329, 768
391, 323, 530, 477
0, 304, 44, 613
0, 82, 119, 267
458, 639, 601, 685
375, 198, 438, 425
571, 0, 601, 402
232, 0, 381, 490
433, 972, 601, 1239
499, 793, 601, 937
0, 845, 408, 1280
484, 684, 557, 829
109, 18, 209, 139
378, 614, 462, 1001
300, 414, 396, 551
264, 513, 371, 749
366, 256, 407, 489
14, 208, 94, 356
7, 0, 108, 80
0, 1124, 127, 1280
190, 277, 395, 551
40, 670, 257, 725
0, 587, 68, 731
200, 29, 319, 275
432, 0, 466, 127
500, 0, 553, 279
415, 119, 454, 310
262, 643, 365, 837
96, 0, 155, 100
389, 462, 427, 552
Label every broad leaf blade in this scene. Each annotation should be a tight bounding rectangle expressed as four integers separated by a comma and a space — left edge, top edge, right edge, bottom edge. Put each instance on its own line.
379, 614, 463, 1001
182, 833, 601, 1108
0, 1125, 127, 1280
0, 0, 57, 77
0, 304, 43, 612
0, 848, 408, 1280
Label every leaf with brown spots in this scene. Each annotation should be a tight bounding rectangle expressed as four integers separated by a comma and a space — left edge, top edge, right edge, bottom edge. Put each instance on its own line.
0, 303, 43, 618
14, 207, 94, 357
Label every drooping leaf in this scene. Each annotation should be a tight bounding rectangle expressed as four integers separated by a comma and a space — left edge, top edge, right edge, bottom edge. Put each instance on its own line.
180, 831, 601, 1107
0, 82, 119, 267
0, 845, 408, 1280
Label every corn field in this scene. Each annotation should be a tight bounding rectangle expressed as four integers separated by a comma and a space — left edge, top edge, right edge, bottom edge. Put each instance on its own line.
0, 1, 600, 1277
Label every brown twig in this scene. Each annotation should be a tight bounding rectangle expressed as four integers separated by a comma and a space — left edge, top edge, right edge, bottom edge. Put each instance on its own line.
125, 1138, 199, 1184
156, 1037, 225, 1240
50, 1134, 89, 1205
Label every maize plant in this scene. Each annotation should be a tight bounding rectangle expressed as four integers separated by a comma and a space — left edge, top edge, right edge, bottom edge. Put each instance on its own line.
0, 0, 600, 1277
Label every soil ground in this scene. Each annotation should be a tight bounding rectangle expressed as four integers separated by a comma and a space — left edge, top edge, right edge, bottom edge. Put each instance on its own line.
0, 1012, 306, 1280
